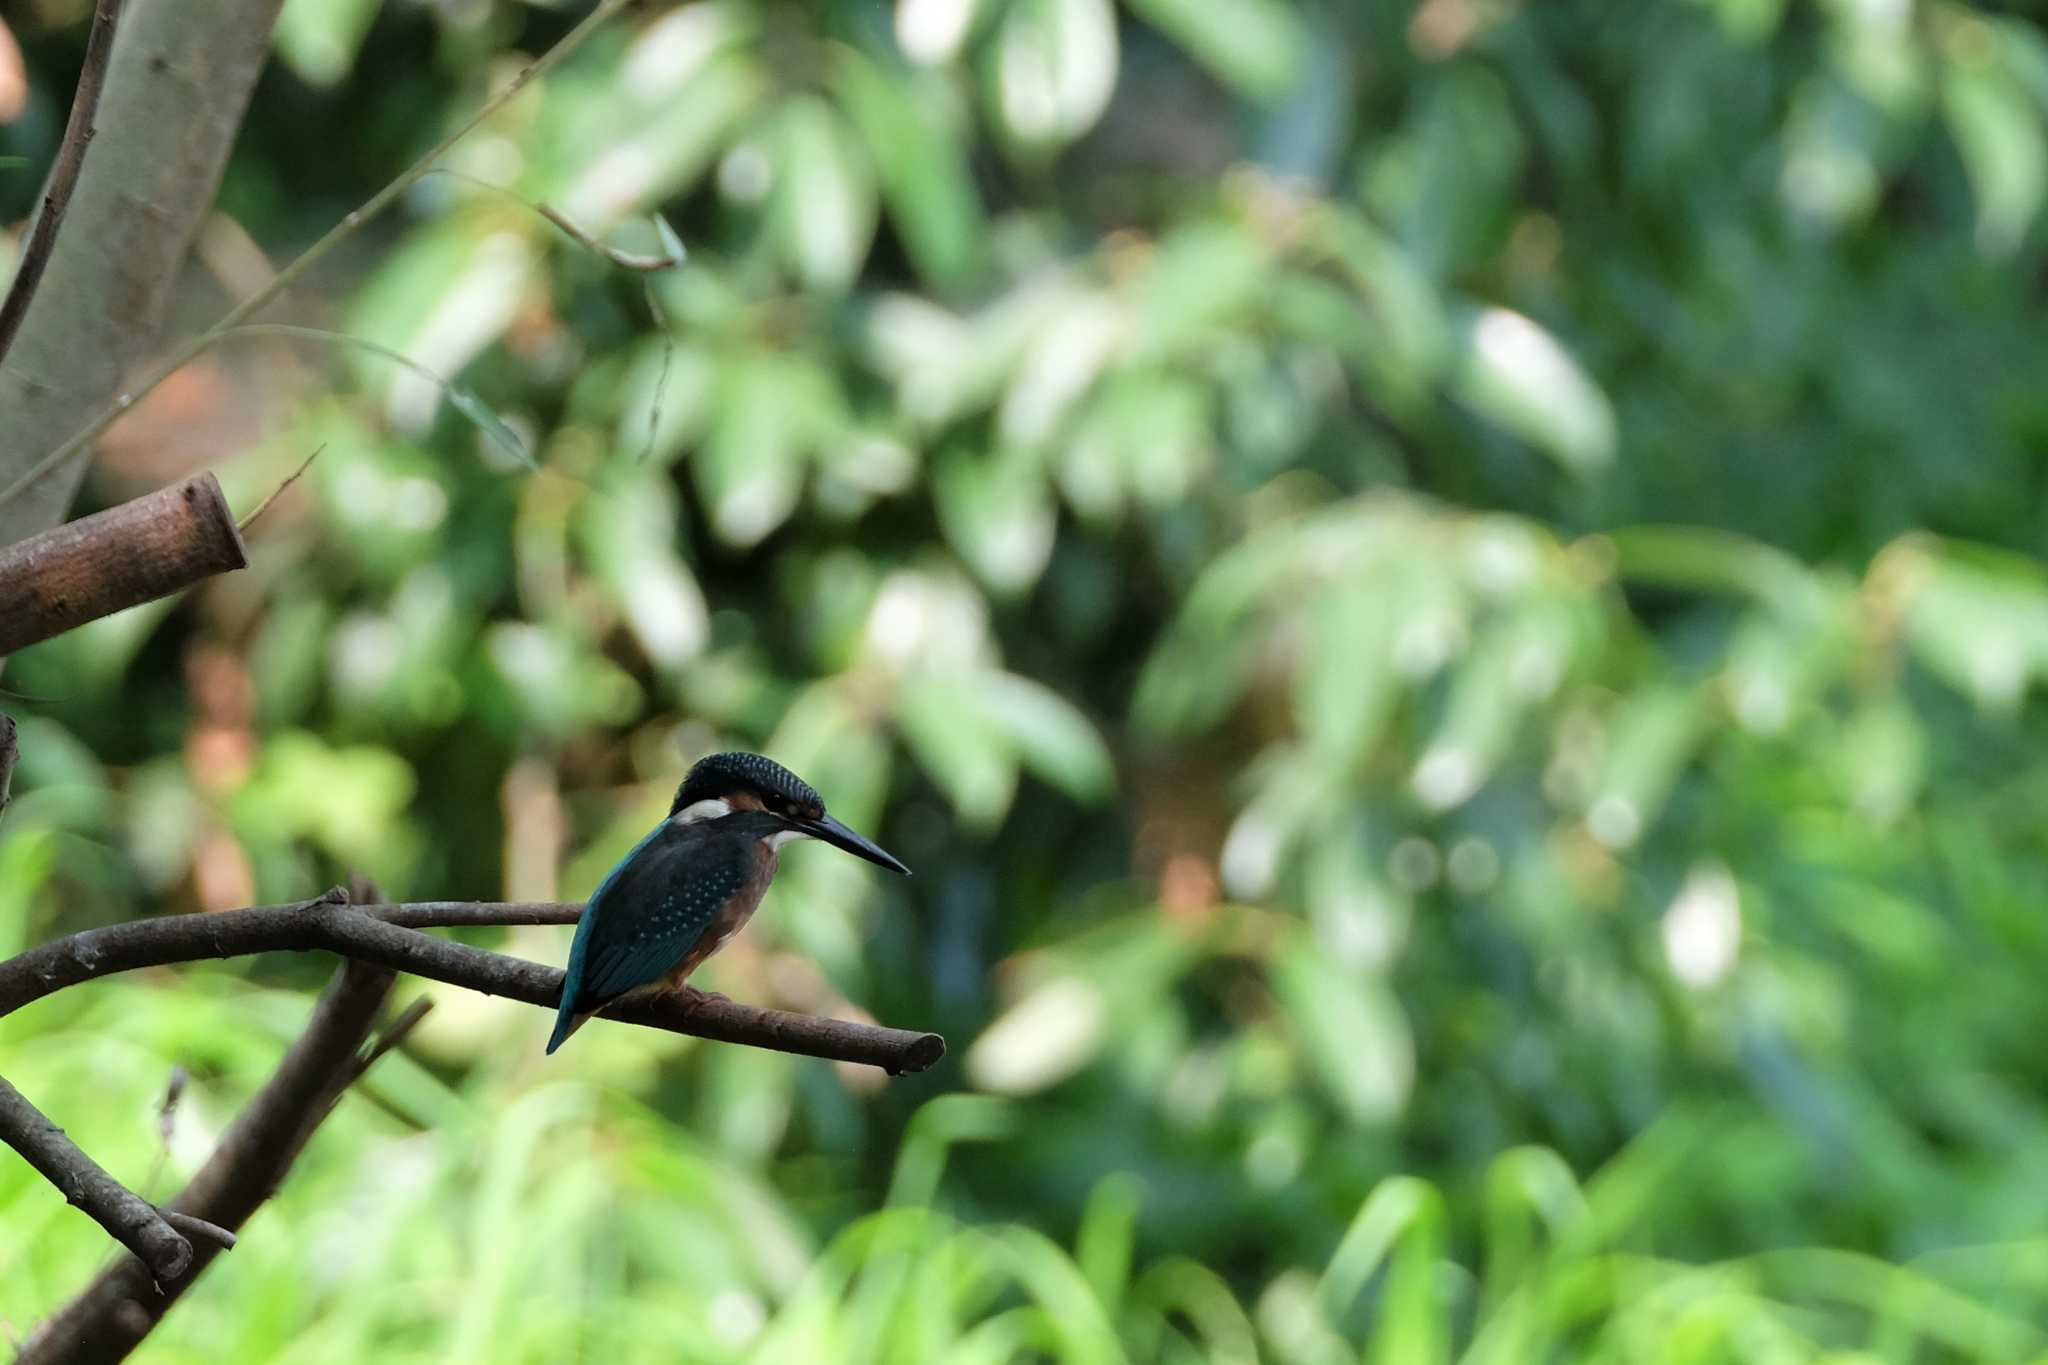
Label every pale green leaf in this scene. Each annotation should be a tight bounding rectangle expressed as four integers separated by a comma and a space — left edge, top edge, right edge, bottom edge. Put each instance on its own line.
1271, 935, 1414, 1127
974, 671, 1115, 800
1124, 0, 1304, 101
1454, 306, 1615, 473
775, 94, 879, 293
832, 46, 985, 288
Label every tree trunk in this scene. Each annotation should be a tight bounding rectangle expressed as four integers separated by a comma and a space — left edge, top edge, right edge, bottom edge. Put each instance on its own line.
0, 0, 285, 549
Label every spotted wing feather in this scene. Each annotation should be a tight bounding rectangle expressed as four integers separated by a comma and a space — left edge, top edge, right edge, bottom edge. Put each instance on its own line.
548, 821, 749, 1053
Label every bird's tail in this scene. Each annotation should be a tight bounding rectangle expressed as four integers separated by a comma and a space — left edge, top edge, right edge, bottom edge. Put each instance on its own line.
546, 1008, 588, 1055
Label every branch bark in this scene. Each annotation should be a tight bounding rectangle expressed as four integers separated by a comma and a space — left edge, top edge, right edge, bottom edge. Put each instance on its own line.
0, 894, 947, 1073
0, 0, 286, 549
0, 1075, 195, 1282
0, 0, 123, 370
17, 960, 403, 1365
0, 472, 246, 654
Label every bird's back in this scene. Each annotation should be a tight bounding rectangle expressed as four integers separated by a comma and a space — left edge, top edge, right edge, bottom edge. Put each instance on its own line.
548, 811, 783, 1052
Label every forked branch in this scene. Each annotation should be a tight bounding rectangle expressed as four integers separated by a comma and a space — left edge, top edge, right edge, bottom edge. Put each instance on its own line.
0, 889, 941, 1348
15, 959, 408, 1365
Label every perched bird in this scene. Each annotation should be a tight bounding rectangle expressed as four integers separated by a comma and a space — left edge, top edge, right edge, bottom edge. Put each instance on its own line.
547, 752, 909, 1054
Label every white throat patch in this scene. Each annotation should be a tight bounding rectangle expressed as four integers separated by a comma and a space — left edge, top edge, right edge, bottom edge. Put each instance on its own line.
766, 827, 812, 850
672, 797, 733, 825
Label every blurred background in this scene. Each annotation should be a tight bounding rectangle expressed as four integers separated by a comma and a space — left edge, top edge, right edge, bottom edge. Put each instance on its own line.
6, 0, 2048, 1359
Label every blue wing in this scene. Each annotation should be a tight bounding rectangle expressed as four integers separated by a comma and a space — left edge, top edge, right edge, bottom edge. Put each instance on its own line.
548, 820, 749, 1053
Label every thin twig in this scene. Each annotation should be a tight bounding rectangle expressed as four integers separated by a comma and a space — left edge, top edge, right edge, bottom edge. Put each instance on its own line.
0, 712, 15, 822
0, 0, 122, 370
0, 0, 637, 514
225, 324, 531, 465
235, 445, 324, 534
640, 280, 674, 463
422, 169, 686, 272
349, 997, 432, 1080
139, 1065, 188, 1200
158, 1211, 236, 1250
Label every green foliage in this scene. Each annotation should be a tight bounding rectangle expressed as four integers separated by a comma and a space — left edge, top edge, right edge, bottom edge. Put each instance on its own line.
8, 0, 2048, 1359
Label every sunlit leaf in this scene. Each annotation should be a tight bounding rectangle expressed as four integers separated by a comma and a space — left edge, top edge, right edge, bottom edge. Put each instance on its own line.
991, 0, 1118, 148
974, 671, 1115, 800
1453, 306, 1616, 473
273, 0, 385, 87
696, 352, 820, 546
774, 94, 879, 292
833, 45, 985, 288
934, 447, 1058, 594
1942, 53, 2047, 258
895, 674, 1019, 826
1129, 222, 1265, 363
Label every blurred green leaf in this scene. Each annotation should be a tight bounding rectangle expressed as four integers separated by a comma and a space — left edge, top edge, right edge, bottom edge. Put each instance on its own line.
832, 46, 985, 288
934, 447, 1058, 593
1942, 39, 2046, 258
273, 0, 384, 87
990, 0, 1118, 148
1453, 307, 1616, 473
774, 94, 879, 292
1271, 934, 1414, 1127
1124, 0, 1304, 103
896, 674, 1020, 827
974, 670, 1115, 801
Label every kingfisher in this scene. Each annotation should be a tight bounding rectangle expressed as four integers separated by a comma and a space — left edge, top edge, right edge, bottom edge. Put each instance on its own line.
547, 751, 909, 1054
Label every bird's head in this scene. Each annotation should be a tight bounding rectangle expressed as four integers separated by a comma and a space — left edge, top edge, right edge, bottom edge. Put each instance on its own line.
669, 751, 910, 875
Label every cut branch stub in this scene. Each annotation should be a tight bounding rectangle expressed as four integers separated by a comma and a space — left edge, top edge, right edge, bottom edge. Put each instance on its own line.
0, 472, 246, 654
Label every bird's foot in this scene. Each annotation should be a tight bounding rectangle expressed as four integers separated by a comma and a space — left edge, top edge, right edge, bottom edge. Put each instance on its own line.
675, 985, 730, 1012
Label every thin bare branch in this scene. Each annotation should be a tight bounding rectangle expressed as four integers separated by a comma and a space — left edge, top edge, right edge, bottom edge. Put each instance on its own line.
0, 0, 122, 369
0, 896, 947, 1072
1, 891, 942, 1347
157, 1211, 235, 1251
350, 997, 433, 1079
235, 445, 324, 535
18, 960, 400, 1365
422, 169, 687, 273
0, 1074, 194, 1282
0, 0, 639, 515
0, 711, 15, 821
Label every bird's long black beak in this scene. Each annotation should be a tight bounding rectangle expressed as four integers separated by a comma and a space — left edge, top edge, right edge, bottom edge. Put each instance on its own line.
797, 812, 911, 875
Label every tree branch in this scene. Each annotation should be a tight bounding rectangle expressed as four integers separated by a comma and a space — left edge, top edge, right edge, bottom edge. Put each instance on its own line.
0, 1074, 195, 1282
17, 959, 401, 1365
0, 0, 638, 529
0, 894, 948, 1073
0, 472, 247, 654
0, 0, 287, 549
0, 0, 122, 370
3, 892, 940, 1356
